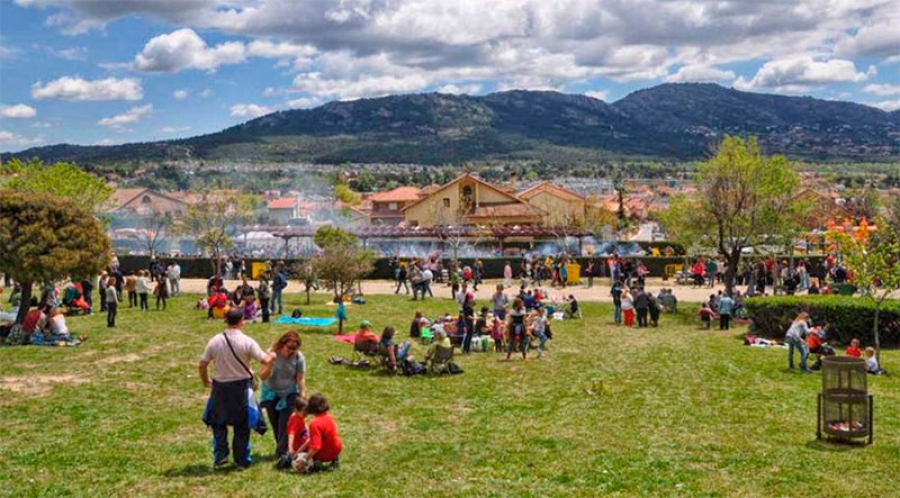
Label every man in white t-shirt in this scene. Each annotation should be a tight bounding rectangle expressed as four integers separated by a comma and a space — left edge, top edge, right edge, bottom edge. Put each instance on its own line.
200, 308, 273, 469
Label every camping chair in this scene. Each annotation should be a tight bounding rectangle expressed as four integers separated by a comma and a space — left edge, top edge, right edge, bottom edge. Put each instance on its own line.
427, 345, 455, 374
352, 339, 381, 365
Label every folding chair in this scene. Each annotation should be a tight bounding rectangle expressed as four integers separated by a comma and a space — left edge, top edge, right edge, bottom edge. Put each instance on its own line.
352, 339, 380, 365
427, 345, 455, 374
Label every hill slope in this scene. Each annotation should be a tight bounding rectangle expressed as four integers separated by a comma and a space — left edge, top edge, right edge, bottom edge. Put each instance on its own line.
5, 83, 898, 166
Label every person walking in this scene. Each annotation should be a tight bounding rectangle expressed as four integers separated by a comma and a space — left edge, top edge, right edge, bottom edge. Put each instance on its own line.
199, 308, 274, 469
105, 276, 119, 328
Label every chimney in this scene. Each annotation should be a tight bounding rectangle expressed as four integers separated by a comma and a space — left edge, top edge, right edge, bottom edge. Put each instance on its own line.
510, 172, 517, 191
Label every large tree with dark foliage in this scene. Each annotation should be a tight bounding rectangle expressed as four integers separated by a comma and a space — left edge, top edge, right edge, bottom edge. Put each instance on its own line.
0, 191, 110, 323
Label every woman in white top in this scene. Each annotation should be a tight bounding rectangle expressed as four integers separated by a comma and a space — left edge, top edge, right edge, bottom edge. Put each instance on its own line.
47, 307, 71, 341
621, 289, 635, 327
785, 312, 811, 372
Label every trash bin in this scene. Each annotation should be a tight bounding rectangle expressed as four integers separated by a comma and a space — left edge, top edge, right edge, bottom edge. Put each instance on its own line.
817, 356, 873, 444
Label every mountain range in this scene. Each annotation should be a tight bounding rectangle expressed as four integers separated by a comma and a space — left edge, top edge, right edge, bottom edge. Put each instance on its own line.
5, 83, 898, 166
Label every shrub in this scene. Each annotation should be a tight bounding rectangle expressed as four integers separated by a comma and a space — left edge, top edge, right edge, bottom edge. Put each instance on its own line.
745, 295, 900, 347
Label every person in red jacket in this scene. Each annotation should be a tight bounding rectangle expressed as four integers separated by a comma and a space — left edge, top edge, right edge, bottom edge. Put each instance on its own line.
306, 393, 343, 472
845, 338, 862, 358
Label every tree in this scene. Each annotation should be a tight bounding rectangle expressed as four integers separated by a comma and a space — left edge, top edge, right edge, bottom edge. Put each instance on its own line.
172, 190, 254, 275
313, 225, 358, 249
833, 218, 900, 365
310, 226, 374, 300
0, 158, 113, 213
0, 191, 111, 323
661, 136, 805, 295
138, 213, 173, 258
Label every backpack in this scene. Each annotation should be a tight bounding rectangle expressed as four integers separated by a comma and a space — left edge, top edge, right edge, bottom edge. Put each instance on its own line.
291, 309, 303, 318
447, 362, 464, 375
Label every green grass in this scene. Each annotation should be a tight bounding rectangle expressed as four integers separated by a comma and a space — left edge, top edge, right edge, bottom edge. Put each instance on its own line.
1, 292, 898, 497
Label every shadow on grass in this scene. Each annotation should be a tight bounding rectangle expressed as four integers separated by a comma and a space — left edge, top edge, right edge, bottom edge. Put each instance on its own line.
164, 454, 279, 477
805, 439, 870, 452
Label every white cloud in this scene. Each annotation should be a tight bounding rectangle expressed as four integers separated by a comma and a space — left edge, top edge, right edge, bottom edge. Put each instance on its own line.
435, 83, 482, 95
32, 121, 56, 128
584, 90, 609, 101
230, 104, 274, 118
666, 65, 736, 83
199, 89, 214, 98
285, 97, 323, 109
31, 76, 143, 101
94, 138, 118, 146
734, 56, 871, 92
864, 84, 900, 96
0, 131, 44, 148
0, 43, 17, 59
134, 28, 246, 72
173, 89, 189, 100
97, 104, 153, 128
869, 99, 900, 111
835, 20, 900, 58
160, 125, 191, 133
1, 104, 37, 118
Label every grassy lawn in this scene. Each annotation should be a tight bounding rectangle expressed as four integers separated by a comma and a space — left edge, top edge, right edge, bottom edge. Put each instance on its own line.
1, 292, 898, 497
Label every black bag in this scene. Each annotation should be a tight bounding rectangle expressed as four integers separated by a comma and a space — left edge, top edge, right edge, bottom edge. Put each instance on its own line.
447, 362, 464, 375
291, 309, 303, 318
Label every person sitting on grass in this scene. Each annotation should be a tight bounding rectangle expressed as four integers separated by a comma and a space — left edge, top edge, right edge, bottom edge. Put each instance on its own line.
424, 329, 452, 365
845, 338, 862, 358
305, 394, 343, 472
807, 325, 834, 370
380, 326, 399, 372
698, 301, 716, 329
409, 311, 427, 339
280, 397, 309, 471
864, 347, 887, 375
354, 320, 379, 354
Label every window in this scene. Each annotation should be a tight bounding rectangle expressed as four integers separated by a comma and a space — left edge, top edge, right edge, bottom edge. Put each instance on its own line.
142, 195, 152, 203
442, 198, 450, 208
388, 202, 398, 211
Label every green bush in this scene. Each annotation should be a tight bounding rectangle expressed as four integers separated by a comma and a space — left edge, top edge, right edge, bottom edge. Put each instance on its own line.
745, 295, 900, 346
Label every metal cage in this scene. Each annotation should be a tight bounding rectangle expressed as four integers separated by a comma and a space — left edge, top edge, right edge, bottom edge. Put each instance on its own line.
817, 356, 873, 444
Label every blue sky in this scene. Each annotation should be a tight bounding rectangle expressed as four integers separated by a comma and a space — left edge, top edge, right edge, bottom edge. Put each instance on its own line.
1, 0, 898, 152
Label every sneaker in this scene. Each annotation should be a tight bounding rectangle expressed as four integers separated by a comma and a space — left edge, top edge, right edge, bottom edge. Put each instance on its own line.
275, 455, 291, 470
331, 459, 340, 471
214, 458, 229, 470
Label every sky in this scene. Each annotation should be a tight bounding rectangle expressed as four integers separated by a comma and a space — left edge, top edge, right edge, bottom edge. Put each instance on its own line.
0, 0, 898, 152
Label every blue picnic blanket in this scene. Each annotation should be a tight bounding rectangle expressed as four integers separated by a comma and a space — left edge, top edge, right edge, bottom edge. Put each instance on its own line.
273, 316, 337, 327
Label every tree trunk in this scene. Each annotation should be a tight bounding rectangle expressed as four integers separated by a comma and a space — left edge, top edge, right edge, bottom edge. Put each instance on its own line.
14, 280, 34, 324
305, 287, 311, 305
723, 249, 742, 296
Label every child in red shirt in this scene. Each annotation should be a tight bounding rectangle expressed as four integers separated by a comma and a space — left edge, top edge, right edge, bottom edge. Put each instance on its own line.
307, 393, 343, 472
845, 338, 862, 358
287, 398, 309, 452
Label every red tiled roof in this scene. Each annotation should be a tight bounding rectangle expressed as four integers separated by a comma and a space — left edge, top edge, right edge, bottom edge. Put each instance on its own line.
268, 198, 296, 209
369, 186, 422, 202
518, 182, 584, 202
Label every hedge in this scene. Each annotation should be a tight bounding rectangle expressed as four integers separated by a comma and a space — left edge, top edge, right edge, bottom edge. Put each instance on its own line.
745, 295, 900, 347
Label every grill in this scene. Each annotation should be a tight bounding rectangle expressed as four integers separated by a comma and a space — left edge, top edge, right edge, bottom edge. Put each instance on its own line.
817, 356, 873, 444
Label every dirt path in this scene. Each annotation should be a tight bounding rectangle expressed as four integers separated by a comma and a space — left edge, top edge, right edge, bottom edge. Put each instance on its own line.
179, 277, 735, 303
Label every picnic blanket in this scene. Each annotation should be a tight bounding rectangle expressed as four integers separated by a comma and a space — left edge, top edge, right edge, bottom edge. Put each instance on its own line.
273, 316, 337, 327
334, 334, 356, 345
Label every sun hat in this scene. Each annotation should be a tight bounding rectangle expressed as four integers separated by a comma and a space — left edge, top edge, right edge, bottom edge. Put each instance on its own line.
360, 319, 371, 328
